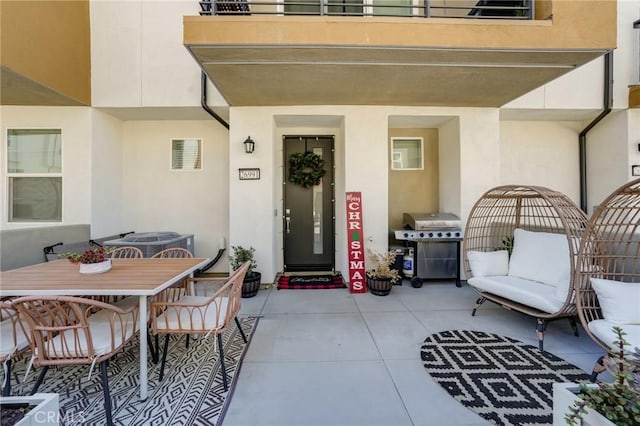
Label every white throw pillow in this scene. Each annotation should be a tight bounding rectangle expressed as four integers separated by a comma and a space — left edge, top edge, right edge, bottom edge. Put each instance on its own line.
468, 250, 509, 277
508, 228, 570, 287
591, 278, 640, 325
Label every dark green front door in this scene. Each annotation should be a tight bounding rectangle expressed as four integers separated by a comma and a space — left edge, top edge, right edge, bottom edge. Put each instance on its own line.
283, 136, 335, 272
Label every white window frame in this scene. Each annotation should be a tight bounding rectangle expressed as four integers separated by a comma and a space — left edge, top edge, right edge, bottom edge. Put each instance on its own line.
6, 128, 63, 223
170, 138, 203, 171
390, 137, 424, 171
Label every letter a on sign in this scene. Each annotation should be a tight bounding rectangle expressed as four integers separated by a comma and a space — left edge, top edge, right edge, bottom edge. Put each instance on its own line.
346, 192, 366, 293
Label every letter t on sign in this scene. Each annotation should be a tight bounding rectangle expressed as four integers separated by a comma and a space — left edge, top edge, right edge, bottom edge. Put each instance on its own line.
346, 192, 366, 294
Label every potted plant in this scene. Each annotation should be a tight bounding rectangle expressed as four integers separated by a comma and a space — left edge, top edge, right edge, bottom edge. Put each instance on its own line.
58, 246, 115, 274
229, 245, 261, 298
554, 326, 640, 426
365, 248, 400, 296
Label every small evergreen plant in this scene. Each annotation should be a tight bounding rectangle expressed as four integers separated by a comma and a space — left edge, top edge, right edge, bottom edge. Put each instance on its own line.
229, 245, 258, 277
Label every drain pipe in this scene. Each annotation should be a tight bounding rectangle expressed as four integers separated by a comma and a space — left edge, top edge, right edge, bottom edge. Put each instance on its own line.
579, 51, 613, 213
201, 71, 230, 130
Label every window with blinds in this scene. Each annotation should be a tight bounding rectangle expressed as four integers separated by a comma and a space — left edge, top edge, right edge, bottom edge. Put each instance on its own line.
171, 139, 202, 171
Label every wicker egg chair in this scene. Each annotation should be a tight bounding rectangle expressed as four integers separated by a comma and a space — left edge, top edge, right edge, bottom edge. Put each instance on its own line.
575, 178, 640, 381
463, 185, 589, 351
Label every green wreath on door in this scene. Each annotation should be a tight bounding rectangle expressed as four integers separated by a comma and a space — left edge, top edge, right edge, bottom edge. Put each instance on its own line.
288, 151, 326, 188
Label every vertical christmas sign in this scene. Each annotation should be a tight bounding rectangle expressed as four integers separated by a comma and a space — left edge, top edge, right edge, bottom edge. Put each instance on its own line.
346, 192, 366, 293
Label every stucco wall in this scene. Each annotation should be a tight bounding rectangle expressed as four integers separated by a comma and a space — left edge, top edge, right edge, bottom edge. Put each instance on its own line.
91, 0, 226, 108
91, 110, 124, 237
388, 128, 439, 231
0, 106, 93, 230
505, 0, 638, 113
228, 106, 507, 281
120, 120, 229, 270
457, 110, 501, 221
587, 111, 634, 212
500, 120, 582, 204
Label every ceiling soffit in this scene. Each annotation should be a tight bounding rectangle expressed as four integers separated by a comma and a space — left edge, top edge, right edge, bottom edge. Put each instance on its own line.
189, 45, 605, 107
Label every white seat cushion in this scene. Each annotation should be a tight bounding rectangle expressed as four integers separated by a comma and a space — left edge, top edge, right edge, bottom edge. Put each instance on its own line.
590, 278, 640, 325
468, 275, 563, 313
508, 229, 570, 288
45, 310, 138, 358
588, 320, 640, 354
0, 317, 30, 359
468, 250, 509, 277
154, 296, 229, 333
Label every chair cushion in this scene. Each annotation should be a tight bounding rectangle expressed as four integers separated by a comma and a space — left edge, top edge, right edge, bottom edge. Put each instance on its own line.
590, 278, 640, 325
468, 250, 509, 277
588, 320, 640, 354
468, 275, 563, 313
45, 311, 138, 358
154, 296, 229, 333
0, 317, 30, 359
508, 229, 570, 288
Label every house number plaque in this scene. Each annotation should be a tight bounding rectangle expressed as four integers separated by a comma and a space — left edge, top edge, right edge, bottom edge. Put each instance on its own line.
239, 168, 260, 180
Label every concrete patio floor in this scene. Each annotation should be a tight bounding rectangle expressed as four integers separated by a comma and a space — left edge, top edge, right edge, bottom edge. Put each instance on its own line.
226, 280, 607, 426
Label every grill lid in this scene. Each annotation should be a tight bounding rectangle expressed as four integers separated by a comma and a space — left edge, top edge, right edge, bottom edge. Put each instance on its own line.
403, 213, 462, 230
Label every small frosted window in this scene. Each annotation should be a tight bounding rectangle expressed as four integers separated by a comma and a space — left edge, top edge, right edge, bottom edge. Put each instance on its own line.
391, 138, 423, 170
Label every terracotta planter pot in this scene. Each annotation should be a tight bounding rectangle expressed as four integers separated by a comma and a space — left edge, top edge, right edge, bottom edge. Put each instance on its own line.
242, 272, 261, 298
366, 276, 394, 296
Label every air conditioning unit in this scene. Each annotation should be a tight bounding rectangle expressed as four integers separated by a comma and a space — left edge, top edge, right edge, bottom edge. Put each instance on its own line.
103, 232, 194, 257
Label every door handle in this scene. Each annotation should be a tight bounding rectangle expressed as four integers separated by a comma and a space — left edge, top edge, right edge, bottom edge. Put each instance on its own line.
285, 208, 291, 234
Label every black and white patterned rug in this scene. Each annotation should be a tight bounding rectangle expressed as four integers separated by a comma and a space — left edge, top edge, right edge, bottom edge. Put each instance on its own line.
420, 330, 589, 426
8, 316, 258, 426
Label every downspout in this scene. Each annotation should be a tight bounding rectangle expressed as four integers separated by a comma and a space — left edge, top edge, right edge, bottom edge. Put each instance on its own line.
201, 71, 230, 130
579, 51, 613, 213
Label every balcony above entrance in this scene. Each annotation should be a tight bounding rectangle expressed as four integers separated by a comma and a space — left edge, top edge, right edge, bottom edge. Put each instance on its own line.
184, 1, 615, 107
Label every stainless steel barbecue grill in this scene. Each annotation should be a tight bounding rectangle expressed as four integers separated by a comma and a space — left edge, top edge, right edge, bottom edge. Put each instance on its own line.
393, 212, 463, 287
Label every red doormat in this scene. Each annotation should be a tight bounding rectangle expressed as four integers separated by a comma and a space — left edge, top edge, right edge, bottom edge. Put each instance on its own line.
277, 273, 347, 290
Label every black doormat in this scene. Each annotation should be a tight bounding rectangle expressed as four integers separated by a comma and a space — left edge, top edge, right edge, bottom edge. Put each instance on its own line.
420, 329, 590, 426
277, 273, 347, 290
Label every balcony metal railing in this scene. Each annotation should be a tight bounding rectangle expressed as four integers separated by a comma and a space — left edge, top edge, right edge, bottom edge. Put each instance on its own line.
199, 0, 534, 19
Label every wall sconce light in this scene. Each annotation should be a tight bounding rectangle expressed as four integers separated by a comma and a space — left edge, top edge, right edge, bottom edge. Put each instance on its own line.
243, 136, 255, 154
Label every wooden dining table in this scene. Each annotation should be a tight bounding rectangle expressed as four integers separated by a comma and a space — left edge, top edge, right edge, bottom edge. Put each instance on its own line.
0, 257, 211, 400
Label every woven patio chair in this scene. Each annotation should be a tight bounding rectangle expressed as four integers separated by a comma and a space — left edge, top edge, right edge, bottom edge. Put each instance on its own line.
151, 261, 250, 390
151, 247, 193, 259
462, 185, 589, 351
11, 296, 139, 426
109, 246, 144, 259
1, 299, 30, 396
575, 178, 640, 381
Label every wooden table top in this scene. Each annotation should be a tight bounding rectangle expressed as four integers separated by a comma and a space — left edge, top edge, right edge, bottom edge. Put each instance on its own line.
0, 258, 210, 296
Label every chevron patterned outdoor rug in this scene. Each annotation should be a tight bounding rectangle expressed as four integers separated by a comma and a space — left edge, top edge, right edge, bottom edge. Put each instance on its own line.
8, 316, 258, 426
420, 330, 590, 426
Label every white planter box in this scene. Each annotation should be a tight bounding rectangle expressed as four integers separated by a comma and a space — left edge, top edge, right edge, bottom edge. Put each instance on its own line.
0, 393, 59, 425
553, 383, 615, 426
